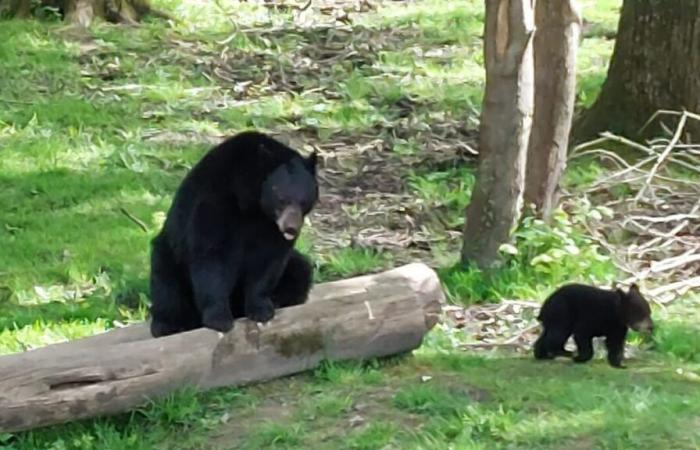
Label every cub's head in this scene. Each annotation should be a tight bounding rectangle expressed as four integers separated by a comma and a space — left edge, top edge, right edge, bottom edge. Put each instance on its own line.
618, 284, 653, 335
260, 152, 318, 241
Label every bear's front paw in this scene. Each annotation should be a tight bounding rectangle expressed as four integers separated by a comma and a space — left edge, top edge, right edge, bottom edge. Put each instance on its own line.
202, 306, 234, 333
203, 316, 234, 333
246, 298, 276, 323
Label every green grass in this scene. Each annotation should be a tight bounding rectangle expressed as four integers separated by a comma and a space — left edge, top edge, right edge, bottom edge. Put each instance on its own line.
5, 0, 700, 448
7, 349, 700, 449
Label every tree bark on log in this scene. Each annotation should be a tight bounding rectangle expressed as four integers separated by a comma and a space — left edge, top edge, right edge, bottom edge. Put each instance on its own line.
462, 0, 535, 268
574, 0, 700, 141
524, 0, 581, 218
0, 263, 444, 433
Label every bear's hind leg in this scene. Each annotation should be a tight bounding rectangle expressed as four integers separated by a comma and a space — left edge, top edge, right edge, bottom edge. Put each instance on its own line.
149, 234, 199, 337
190, 259, 239, 333
271, 249, 313, 309
188, 202, 240, 333
242, 255, 285, 323
551, 330, 573, 358
605, 331, 627, 368
534, 328, 571, 360
573, 332, 594, 363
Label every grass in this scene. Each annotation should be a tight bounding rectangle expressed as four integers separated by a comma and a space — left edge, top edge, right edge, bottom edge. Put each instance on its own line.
2, 0, 700, 448
7, 352, 700, 449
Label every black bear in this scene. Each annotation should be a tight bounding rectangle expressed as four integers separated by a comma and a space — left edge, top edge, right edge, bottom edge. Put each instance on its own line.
149, 131, 319, 338
533, 283, 653, 368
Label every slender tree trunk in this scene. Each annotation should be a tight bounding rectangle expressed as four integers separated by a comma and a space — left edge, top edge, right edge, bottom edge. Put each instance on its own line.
575, 0, 700, 141
461, 0, 535, 268
64, 0, 102, 26
524, 0, 581, 218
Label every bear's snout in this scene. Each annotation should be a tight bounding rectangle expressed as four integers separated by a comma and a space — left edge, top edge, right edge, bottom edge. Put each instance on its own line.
276, 205, 303, 240
631, 318, 654, 335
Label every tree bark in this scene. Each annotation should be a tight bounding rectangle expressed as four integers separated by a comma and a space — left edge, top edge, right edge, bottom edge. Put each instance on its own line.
0, 263, 444, 433
2, 0, 173, 25
575, 0, 700, 141
462, 0, 535, 268
524, 0, 582, 218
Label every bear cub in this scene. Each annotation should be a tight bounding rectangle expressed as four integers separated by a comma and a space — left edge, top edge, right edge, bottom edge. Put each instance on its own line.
149, 131, 319, 338
533, 283, 653, 368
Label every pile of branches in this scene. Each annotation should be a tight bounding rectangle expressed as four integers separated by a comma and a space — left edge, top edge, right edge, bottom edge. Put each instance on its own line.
571, 111, 700, 304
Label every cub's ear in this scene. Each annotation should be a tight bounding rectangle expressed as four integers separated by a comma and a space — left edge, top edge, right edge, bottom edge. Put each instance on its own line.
305, 150, 318, 174
616, 288, 627, 301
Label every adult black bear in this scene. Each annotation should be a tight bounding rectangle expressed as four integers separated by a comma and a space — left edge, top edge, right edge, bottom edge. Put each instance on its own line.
533, 283, 653, 368
149, 131, 319, 338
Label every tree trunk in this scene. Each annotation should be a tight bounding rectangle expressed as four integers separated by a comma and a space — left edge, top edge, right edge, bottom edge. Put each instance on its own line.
461, 0, 535, 268
3, 0, 172, 25
575, 0, 700, 141
524, 0, 582, 218
0, 263, 443, 433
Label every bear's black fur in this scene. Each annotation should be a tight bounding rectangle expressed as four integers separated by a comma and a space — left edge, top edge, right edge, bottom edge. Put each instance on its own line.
149, 131, 319, 338
533, 283, 653, 368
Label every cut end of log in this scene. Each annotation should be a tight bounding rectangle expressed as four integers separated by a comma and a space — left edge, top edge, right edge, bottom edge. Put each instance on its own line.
0, 263, 444, 433
383, 262, 445, 329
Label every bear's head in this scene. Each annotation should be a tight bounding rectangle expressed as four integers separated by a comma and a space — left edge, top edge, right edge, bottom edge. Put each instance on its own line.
618, 284, 653, 335
260, 152, 318, 241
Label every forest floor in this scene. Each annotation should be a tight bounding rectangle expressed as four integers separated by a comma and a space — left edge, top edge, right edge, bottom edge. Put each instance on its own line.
1, 0, 699, 448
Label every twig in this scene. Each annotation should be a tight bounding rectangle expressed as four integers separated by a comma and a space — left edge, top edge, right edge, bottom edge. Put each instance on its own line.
119, 207, 149, 233
649, 250, 700, 274
504, 323, 541, 344
669, 156, 700, 174
213, 0, 239, 32
569, 148, 632, 169
638, 109, 700, 134
635, 111, 688, 202
587, 156, 655, 190
625, 213, 700, 224
459, 342, 525, 351
299, 0, 313, 11
647, 276, 700, 303
571, 131, 654, 157
0, 98, 34, 105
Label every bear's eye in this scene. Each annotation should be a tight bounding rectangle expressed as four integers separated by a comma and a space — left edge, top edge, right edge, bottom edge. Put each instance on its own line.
299, 200, 312, 213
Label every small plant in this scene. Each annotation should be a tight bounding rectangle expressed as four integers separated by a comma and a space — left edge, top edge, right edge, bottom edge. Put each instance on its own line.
317, 248, 392, 281
651, 298, 700, 362
441, 200, 618, 304
393, 384, 467, 417
408, 167, 476, 229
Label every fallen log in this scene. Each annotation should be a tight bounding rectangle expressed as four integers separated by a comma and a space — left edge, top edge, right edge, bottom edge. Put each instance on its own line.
0, 263, 444, 433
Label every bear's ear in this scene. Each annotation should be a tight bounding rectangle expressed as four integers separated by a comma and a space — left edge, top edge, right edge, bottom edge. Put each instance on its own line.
305, 150, 318, 174
616, 288, 627, 301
